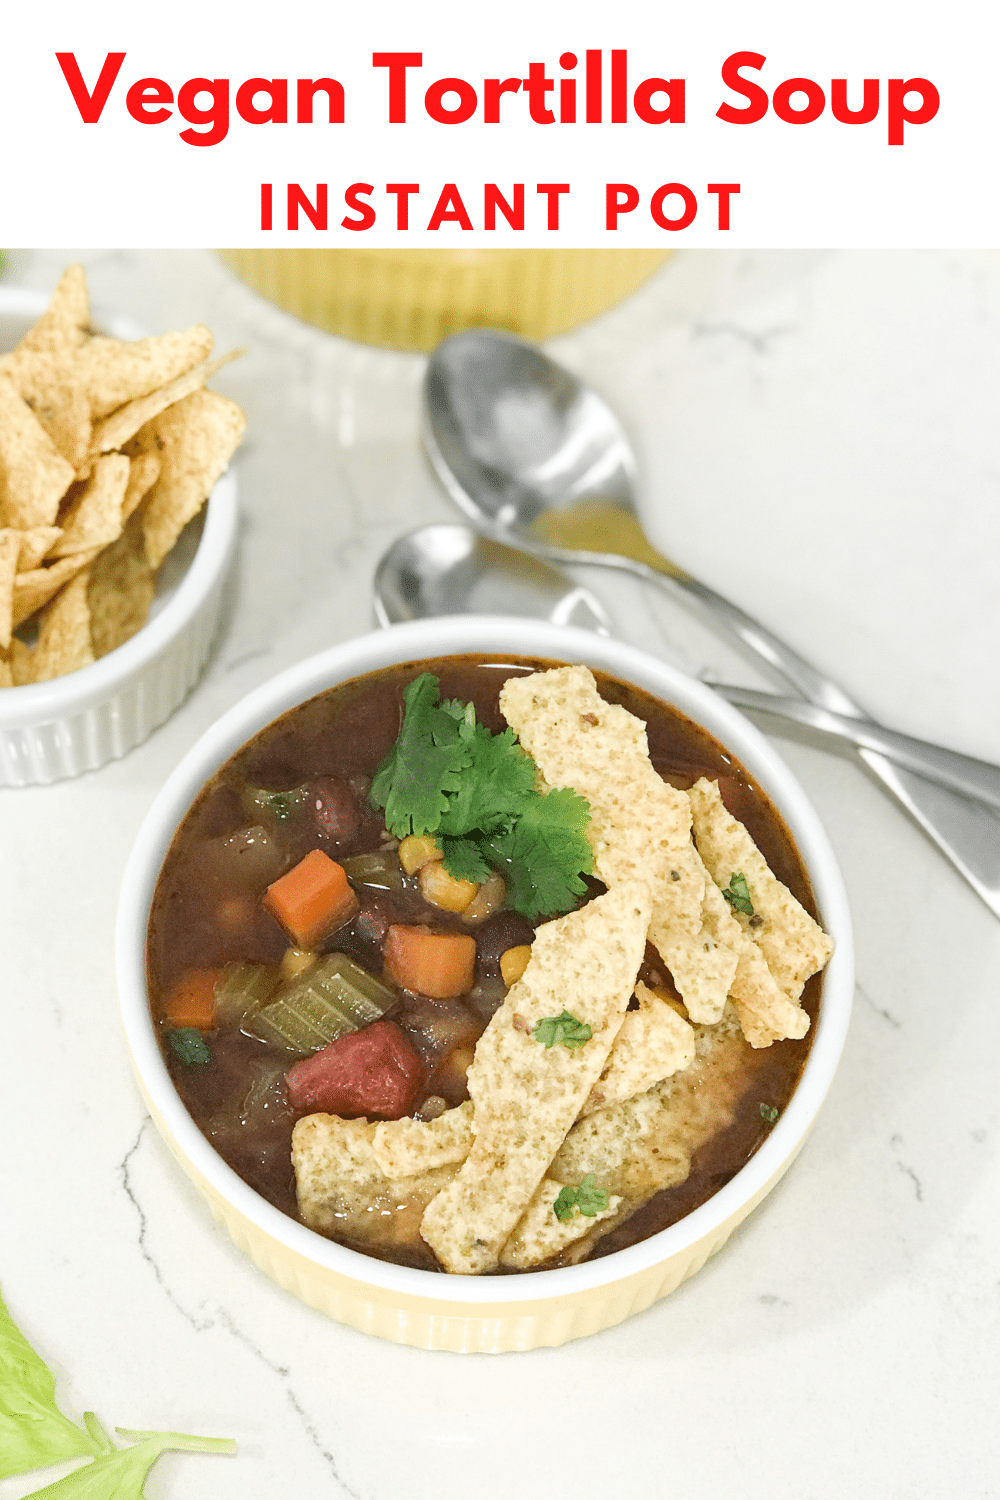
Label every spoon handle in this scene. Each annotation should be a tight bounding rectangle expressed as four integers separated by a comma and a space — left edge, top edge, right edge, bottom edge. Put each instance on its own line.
718, 686, 1000, 814
530, 539, 1000, 919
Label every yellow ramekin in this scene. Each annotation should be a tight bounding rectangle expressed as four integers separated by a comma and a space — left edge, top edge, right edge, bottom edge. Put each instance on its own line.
116, 618, 853, 1352
217, 249, 671, 350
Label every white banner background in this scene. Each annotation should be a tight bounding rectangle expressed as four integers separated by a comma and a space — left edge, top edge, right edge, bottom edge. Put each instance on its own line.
1, 0, 995, 246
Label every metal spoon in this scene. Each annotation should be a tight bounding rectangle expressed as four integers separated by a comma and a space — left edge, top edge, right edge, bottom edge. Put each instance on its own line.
375, 522, 1000, 812
422, 330, 1000, 918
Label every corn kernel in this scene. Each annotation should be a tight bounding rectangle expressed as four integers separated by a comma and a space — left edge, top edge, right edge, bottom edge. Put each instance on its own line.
461, 872, 507, 925
644, 982, 688, 1019
281, 947, 317, 981
500, 944, 533, 986
398, 834, 443, 875
418, 859, 479, 913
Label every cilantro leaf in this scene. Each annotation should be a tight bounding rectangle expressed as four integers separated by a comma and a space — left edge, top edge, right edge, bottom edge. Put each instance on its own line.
486, 788, 592, 919
437, 724, 537, 838
552, 1174, 609, 1223
533, 1009, 593, 1049
439, 835, 492, 884
722, 871, 754, 916
167, 1028, 212, 1065
759, 1102, 779, 1124
370, 675, 472, 838
0, 1288, 104, 1480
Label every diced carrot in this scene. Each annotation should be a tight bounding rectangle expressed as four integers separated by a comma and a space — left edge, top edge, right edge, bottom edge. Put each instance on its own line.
162, 967, 223, 1030
384, 924, 477, 999
263, 849, 360, 949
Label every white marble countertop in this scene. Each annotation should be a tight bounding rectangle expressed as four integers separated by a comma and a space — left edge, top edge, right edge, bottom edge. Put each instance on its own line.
1, 248, 998, 1499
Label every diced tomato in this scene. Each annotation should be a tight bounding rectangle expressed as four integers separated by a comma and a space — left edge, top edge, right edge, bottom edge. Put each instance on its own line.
285, 1020, 424, 1119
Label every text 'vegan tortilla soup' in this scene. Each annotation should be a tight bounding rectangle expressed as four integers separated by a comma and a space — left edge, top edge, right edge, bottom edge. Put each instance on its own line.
147, 657, 832, 1274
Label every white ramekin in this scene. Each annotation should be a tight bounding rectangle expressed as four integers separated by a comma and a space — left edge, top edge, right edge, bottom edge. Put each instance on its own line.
0, 286, 238, 786
115, 618, 854, 1352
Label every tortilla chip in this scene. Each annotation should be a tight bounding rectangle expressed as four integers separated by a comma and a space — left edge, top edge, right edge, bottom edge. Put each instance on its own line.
48, 454, 127, 558
0, 530, 18, 649
90, 349, 244, 455
291, 1114, 459, 1252
0, 354, 93, 471
12, 549, 98, 630
688, 778, 833, 1001
126, 388, 246, 568
499, 1178, 623, 1270
87, 517, 156, 659
372, 1102, 474, 1178
14, 527, 63, 571
120, 451, 160, 523
0, 373, 75, 528
549, 1009, 748, 1264
29, 569, 94, 682
652, 848, 741, 1024
77, 326, 214, 419
581, 981, 696, 1116
15, 265, 90, 354
500, 665, 724, 1015
695, 876, 809, 1047
419, 881, 652, 1275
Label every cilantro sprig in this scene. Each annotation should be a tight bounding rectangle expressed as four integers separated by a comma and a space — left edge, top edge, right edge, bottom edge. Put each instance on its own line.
0, 1286, 235, 1491
722, 871, 754, 916
533, 1010, 593, 1050
553, 1175, 610, 1223
370, 674, 592, 919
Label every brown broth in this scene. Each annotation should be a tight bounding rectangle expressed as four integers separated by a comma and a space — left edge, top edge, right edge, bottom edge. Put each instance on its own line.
147, 655, 822, 1272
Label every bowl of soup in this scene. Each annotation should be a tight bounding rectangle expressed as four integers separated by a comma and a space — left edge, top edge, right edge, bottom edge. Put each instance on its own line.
116, 616, 853, 1351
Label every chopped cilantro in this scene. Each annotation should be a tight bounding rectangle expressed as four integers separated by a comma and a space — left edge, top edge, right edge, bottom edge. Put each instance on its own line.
533, 1009, 593, 1049
168, 1028, 212, 1065
722, 871, 754, 916
759, 1102, 779, 1124
553, 1174, 609, 1222
371, 675, 591, 918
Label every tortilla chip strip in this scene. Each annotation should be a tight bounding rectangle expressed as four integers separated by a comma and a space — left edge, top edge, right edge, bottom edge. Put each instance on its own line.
90, 349, 244, 456
126, 389, 246, 569
49, 454, 128, 557
76, 326, 214, 419
12, 549, 98, 630
27, 569, 94, 683
0, 373, 75, 528
545, 1009, 750, 1263
581, 981, 695, 1116
499, 1178, 623, 1270
0, 530, 18, 650
372, 1101, 474, 1178
500, 667, 718, 1005
688, 777, 833, 1001
292, 1114, 459, 1250
420, 881, 652, 1275
15, 265, 90, 354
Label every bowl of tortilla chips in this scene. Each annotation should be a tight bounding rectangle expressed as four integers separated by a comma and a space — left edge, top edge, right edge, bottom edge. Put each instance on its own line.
0, 268, 245, 785
116, 616, 854, 1352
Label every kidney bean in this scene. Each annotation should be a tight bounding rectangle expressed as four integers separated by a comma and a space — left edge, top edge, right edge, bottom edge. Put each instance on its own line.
474, 909, 536, 980
308, 776, 361, 845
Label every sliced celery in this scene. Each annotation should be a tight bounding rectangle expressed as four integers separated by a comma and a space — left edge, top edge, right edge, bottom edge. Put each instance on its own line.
241, 783, 309, 822
340, 850, 405, 892
245, 952, 397, 1053
213, 962, 281, 1028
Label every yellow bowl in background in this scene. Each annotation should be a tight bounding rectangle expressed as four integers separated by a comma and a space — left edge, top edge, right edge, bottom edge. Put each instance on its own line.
116, 619, 853, 1352
217, 249, 671, 351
